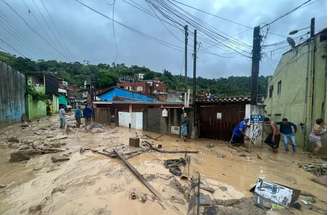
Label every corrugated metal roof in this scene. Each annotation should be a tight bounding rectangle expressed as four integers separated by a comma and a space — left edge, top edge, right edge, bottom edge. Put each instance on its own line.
97, 87, 157, 103
196, 96, 251, 103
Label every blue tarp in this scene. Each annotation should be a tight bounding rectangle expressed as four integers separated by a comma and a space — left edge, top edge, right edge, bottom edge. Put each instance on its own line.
98, 87, 156, 103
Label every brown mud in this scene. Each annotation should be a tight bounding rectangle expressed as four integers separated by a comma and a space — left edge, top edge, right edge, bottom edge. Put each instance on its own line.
0, 115, 326, 215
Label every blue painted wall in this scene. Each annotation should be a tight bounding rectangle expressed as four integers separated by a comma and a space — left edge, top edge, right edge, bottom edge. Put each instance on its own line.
0, 62, 26, 127
98, 87, 156, 103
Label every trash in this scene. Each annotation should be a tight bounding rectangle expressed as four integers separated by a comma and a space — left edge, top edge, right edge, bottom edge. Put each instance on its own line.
129, 138, 140, 147
250, 178, 300, 208
164, 158, 186, 176
301, 163, 326, 176
130, 191, 137, 200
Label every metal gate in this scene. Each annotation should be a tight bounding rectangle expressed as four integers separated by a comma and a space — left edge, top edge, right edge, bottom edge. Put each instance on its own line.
198, 103, 245, 140
143, 108, 161, 133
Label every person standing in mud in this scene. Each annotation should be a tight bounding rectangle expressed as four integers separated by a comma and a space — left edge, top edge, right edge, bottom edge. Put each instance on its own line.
277, 118, 297, 152
309, 118, 326, 153
75, 106, 82, 128
181, 112, 189, 141
263, 117, 280, 153
59, 105, 66, 129
231, 118, 249, 146
83, 104, 93, 126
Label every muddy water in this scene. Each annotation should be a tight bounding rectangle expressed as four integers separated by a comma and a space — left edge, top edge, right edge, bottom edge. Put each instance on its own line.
0, 117, 326, 215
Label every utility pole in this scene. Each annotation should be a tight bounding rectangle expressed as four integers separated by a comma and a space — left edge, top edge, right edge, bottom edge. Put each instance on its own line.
184, 25, 188, 85
192, 29, 197, 138
192, 29, 197, 105
250, 26, 261, 105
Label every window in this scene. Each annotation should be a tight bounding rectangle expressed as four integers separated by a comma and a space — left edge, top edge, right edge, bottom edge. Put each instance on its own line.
277, 81, 282, 96
269, 85, 274, 98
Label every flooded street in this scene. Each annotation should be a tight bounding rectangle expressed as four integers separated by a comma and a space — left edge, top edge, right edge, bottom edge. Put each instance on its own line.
0, 115, 326, 215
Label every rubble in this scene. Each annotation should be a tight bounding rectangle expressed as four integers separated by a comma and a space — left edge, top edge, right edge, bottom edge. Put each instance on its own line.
7, 137, 19, 143
164, 158, 186, 176
51, 155, 70, 163
300, 162, 327, 176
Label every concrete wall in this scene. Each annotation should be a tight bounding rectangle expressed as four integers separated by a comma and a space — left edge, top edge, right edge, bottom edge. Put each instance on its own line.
27, 76, 47, 119
0, 62, 26, 127
264, 30, 327, 150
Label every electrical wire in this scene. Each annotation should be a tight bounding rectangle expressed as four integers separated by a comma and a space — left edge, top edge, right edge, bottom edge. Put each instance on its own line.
1, 0, 66, 59
74, 0, 184, 52
31, 0, 69, 61
171, 0, 252, 29
0, 37, 27, 57
39, 0, 75, 60
112, 0, 119, 62
146, 0, 252, 58
261, 0, 313, 28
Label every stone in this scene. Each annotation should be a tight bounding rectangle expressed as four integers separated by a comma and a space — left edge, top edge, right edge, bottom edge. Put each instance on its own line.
51, 155, 70, 163
219, 186, 228, 192
0, 184, 6, 188
7, 137, 19, 143
28, 204, 42, 214
10, 151, 31, 162
51, 186, 66, 194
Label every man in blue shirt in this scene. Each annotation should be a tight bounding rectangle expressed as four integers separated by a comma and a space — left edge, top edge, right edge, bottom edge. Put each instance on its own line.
231, 119, 249, 146
83, 104, 93, 126
277, 118, 297, 152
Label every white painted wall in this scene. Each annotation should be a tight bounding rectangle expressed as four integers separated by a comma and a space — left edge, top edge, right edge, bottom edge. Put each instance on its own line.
118, 112, 143, 129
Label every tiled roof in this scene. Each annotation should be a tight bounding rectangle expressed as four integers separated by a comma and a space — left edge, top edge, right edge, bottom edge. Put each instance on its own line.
196, 96, 251, 103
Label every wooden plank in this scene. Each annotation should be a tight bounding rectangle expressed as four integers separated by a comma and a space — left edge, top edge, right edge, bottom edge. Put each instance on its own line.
113, 149, 165, 208
143, 141, 198, 154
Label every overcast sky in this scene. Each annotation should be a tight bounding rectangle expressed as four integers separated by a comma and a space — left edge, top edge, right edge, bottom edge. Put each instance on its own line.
0, 0, 326, 78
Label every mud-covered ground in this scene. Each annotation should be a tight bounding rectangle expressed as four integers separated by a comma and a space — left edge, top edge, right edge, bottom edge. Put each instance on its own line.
0, 115, 326, 215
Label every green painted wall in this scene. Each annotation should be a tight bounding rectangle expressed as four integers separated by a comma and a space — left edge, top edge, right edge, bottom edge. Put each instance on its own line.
27, 77, 47, 119
265, 31, 327, 150
51, 95, 59, 113
59, 95, 68, 106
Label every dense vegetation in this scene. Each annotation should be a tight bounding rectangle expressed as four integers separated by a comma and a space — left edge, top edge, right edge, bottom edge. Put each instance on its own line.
0, 51, 268, 97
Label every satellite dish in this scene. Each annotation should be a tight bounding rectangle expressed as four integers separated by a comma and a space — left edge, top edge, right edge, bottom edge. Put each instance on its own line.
287, 37, 296, 49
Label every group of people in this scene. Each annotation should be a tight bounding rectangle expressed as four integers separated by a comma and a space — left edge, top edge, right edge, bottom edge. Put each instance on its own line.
231, 117, 326, 154
59, 104, 93, 129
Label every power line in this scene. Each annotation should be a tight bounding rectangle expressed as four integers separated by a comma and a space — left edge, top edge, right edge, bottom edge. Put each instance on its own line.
112, 0, 119, 62
77, 0, 236, 60
74, 0, 184, 51
31, 0, 69, 61
262, 0, 313, 28
170, 0, 252, 29
0, 37, 27, 57
40, 0, 75, 61
146, 0, 252, 57
1, 0, 66, 59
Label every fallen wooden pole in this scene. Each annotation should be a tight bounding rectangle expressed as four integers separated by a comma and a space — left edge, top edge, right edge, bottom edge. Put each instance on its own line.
143, 141, 198, 154
113, 149, 165, 208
